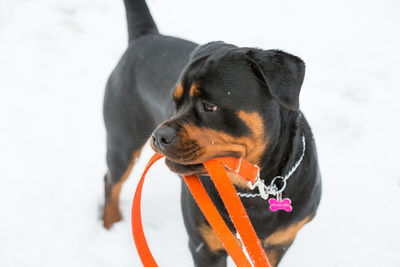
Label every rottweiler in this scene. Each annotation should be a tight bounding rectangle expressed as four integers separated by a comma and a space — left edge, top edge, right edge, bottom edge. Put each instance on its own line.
102, 0, 322, 266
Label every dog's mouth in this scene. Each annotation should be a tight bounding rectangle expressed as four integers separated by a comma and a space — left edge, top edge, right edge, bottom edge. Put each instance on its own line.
165, 158, 207, 176
164, 151, 242, 176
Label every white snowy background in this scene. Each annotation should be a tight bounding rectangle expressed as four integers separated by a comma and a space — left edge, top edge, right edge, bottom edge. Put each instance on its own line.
1, 0, 399, 266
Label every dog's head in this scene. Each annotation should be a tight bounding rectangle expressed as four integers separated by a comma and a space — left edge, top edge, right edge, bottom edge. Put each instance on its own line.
151, 42, 305, 176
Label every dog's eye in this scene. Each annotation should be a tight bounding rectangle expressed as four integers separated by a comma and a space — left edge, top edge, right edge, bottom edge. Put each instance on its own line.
202, 102, 218, 112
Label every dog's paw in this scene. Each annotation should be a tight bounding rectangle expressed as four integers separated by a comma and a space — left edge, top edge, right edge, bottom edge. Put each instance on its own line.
102, 202, 123, 230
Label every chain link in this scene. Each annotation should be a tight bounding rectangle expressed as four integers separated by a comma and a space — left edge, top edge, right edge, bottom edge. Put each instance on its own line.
240, 135, 306, 199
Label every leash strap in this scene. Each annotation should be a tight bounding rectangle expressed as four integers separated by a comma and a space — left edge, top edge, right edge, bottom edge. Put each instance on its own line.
131, 153, 163, 267
203, 160, 270, 266
131, 153, 270, 266
183, 175, 252, 267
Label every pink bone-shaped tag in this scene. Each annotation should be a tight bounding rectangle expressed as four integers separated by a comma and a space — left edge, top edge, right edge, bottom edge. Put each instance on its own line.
268, 198, 292, 212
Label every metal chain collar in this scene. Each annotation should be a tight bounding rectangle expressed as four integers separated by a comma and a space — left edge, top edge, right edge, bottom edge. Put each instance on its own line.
238, 135, 306, 200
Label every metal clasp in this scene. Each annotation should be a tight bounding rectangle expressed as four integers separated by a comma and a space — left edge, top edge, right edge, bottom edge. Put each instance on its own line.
248, 177, 269, 200
270, 176, 287, 194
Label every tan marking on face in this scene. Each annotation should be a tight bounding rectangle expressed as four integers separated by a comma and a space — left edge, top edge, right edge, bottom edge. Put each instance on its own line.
198, 223, 241, 253
174, 111, 267, 187
237, 111, 266, 164
189, 84, 200, 98
263, 216, 311, 246
171, 111, 268, 187
173, 83, 184, 100
180, 111, 266, 164
102, 147, 143, 229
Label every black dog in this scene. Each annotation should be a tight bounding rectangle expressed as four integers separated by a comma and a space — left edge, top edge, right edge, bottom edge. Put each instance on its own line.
102, 0, 321, 266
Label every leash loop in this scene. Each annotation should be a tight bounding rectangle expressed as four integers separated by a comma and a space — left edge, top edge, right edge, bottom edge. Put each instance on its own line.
131, 154, 271, 266
131, 153, 164, 267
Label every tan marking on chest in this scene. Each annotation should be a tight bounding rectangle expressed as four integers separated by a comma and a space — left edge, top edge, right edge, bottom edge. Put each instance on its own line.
263, 216, 311, 246
198, 223, 242, 253
265, 248, 279, 267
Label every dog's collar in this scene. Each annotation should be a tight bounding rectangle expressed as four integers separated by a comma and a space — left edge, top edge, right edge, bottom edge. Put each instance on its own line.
238, 134, 306, 200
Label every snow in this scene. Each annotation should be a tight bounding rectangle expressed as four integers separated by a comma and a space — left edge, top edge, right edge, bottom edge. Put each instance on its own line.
1, 0, 399, 266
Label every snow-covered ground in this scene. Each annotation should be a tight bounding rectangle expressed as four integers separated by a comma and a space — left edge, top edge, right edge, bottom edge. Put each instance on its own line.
1, 0, 399, 266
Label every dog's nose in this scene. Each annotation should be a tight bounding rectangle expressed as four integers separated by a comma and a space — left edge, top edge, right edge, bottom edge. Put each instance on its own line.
152, 126, 177, 151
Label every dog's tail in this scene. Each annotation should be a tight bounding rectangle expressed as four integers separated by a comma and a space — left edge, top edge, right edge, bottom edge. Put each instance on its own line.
123, 0, 159, 43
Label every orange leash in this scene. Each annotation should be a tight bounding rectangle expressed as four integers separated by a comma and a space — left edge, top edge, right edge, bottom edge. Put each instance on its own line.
131, 153, 271, 266
203, 160, 270, 266
183, 175, 253, 267
131, 153, 163, 267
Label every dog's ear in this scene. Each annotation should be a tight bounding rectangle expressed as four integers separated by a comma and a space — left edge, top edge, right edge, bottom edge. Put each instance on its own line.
246, 49, 305, 111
